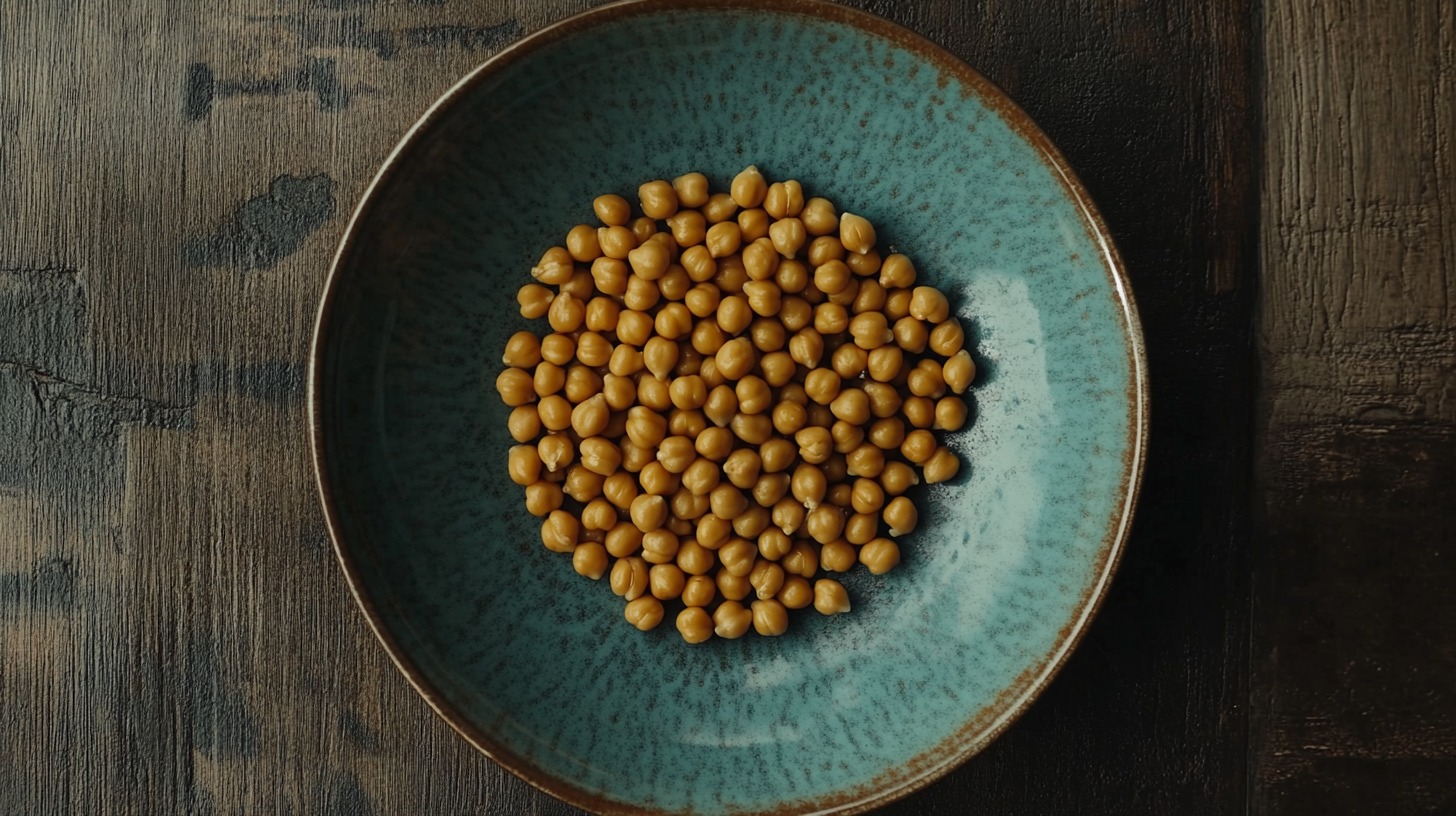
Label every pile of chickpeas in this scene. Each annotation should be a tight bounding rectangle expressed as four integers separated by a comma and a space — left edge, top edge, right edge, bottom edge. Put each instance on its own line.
496, 167, 974, 643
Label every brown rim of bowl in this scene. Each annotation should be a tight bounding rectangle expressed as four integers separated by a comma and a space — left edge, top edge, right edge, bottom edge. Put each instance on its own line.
307, 1, 1149, 814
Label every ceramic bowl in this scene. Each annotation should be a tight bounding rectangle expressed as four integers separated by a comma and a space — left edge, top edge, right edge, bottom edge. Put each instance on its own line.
309, 1, 1147, 813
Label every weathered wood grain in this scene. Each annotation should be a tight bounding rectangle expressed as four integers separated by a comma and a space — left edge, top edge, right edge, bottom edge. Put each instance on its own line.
1253, 1, 1456, 813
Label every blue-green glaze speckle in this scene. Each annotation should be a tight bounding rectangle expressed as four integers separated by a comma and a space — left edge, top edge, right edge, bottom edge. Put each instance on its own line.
311, 2, 1146, 814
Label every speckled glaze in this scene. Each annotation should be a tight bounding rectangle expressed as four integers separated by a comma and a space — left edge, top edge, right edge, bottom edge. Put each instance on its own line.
309, 2, 1147, 814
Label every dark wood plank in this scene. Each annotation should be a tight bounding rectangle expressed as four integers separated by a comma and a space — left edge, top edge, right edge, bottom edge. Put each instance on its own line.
1253, 1, 1456, 813
1, 0, 1258, 813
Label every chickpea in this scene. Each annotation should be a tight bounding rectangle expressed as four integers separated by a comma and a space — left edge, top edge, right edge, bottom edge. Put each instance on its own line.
826, 277, 861, 307
626, 240, 670, 282
507, 405, 541, 443
751, 598, 789, 636
675, 537, 715, 575
788, 327, 824, 369
901, 429, 937, 464
863, 381, 902, 419
641, 529, 680, 565
779, 295, 814, 331
495, 367, 535, 407
597, 225, 638, 260
649, 435, 691, 474
671, 486, 710, 521
827, 482, 854, 508
719, 537, 757, 578
730, 164, 768, 208
640, 376, 674, 412
807, 235, 845, 268
560, 269, 595, 301
829, 421, 863, 455
605, 523, 645, 560
825, 341, 863, 378
710, 482, 750, 519
610, 555, 650, 599
567, 393, 607, 438
632, 179, 675, 220
668, 516, 695, 536
839, 211, 877, 254
758, 528, 793, 561
925, 317, 964, 356
538, 433, 575, 473
867, 345, 903, 382
501, 332, 540, 369
702, 190, 739, 224
742, 280, 782, 317
681, 574, 717, 608
639, 461, 680, 496
702, 385, 738, 429
723, 433, 770, 482
754, 438, 794, 474
779, 382, 809, 406
943, 350, 976, 394
680, 245, 717, 283
760, 351, 796, 387
523, 481, 563, 516
934, 396, 968, 432
845, 512, 878, 545
695, 427, 735, 462
624, 595, 665, 631
752, 472, 790, 507
805, 503, 846, 545
536, 395, 572, 431
813, 259, 851, 295
902, 395, 936, 429
778, 575, 813, 609
847, 246, 882, 277
563, 365, 602, 403
730, 375, 769, 414
794, 426, 832, 464
601, 373, 635, 410
781, 540, 819, 578
768, 216, 807, 260
540, 509, 578, 553
800, 196, 837, 235
531, 246, 574, 285
562, 465, 604, 504
569, 541, 609, 580
705, 221, 742, 258
610, 312, 647, 348
647, 563, 686, 600
844, 313, 889, 351
731, 412, 774, 445
674, 607, 713, 644
772, 401, 808, 435
602, 472, 638, 511
803, 368, 841, 405
630, 216, 657, 243
712, 338, 754, 381
907, 360, 947, 398
907, 285, 950, 322
772, 497, 806, 535
629, 493, 668, 532
852, 278, 886, 315
822, 451, 848, 485
923, 447, 961, 485
882, 496, 919, 537
829, 388, 870, 424
620, 441, 652, 474
869, 417, 907, 450
877, 462, 918, 498
654, 303, 693, 340
517, 283, 555, 318
622, 274, 661, 311
697, 514, 732, 549
884, 288, 914, 321
713, 599, 753, 638
733, 506, 771, 540
816, 539, 854, 572
717, 295, 753, 335
742, 237, 779, 280
667, 171, 707, 208
791, 462, 827, 509
762, 179, 804, 218
749, 560, 786, 600
860, 537, 901, 575
749, 318, 786, 353
813, 302, 849, 334
806, 578, 851, 615
623, 406, 666, 449
507, 445, 542, 487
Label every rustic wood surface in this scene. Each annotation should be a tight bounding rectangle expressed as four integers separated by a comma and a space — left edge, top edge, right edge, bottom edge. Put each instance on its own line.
0, 0, 1448, 813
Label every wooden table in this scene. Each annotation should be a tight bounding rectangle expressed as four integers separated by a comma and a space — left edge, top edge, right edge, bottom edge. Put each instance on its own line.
3, 1, 1452, 812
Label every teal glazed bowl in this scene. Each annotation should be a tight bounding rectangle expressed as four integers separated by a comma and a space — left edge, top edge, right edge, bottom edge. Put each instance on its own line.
309, 1, 1147, 814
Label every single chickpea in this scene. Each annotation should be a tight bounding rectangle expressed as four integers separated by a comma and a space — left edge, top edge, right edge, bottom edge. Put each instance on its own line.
656, 435, 696, 474
730, 412, 774, 445
852, 278, 887, 314
684, 283, 721, 318
672, 172, 710, 208
807, 235, 845, 267
578, 437, 622, 477
811, 578, 851, 615
654, 303, 693, 340
923, 447, 961, 484
758, 528, 792, 561
902, 395, 936, 429
629, 493, 668, 532
638, 461, 680, 496
776, 259, 810, 295
670, 486, 710, 521
791, 462, 827, 509
568, 393, 608, 438
934, 396, 968, 431
742, 280, 782, 317
609, 555, 650, 600
900, 429, 938, 464
705, 221, 742, 258
884, 288, 914, 321
637, 179, 678, 220
539, 335, 576, 369
664, 375, 705, 411
801, 196, 838, 235
640, 337, 678, 380
691, 320, 726, 356
531, 246, 575, 285
649, 563, 687, 600
846, 444, 886, 479
907, 359, 947, 398
742, 237, 780, 281
676, 538, 715, 576
695, 426, 735, 461
805, 504, 846, 544
717, 295, 753, 335
702, 191, 739, 224
909, 285, 951, 322
624, 595, 665, 631
603, 472, 639, 510
659, 266, 692, 302
759, 351, 796, 387
860, 537, 901, 574
545, 292, 584, 333
758, 438, 797, 474
730, 165, 768, 208
831, 420, 865, 455
540, 509, 578, 553
597, 225, 637, 260
813, 259, 851, 295
788, 328, 824, 369
803, 368, 841, 405
829, 388, 870, 424
847, 247, 882, 277
560, 269, 595, 301
734, 375, 772, 414
587, 256, 627, 298
875, 252, 914, 288
749, 318, 786, 352
827, 482, 854, 508
495, 367, 535, 407
722, 449, 762, 490
713, 599, 753, 638
718, 537, 758, 578
602, 374, 636, 410
848, 312, 891, 350
845, 512, 879, 545
779, 296, 814, 331
507, 445, 542, 487
781, 540, 819, 578
502, 331, 541, 368
537, 433, 575, 473
735, 505, 770, 536
778, 575, 813, 609
641, 529, 680, 565
768, 216, 807, 260
605, 521, 644, 558
675, 607, 714, 644
763, 179, 804, 219
819, 540, 856, 573
710, 483, 750, 521
928, 318, 965, 357
623, 274, 661, 312
749, 560, 786, 600
681, 574, 717, 607
714, 337, 757, 380
611, 312, 649, 348
563, 365, 603, 404
772, 401, 808, 435
779, 382, 809, 405
507, 405, 541, 443
591, 193, 630, 226
624, 406, 667, 449
702, 386, 738, 429
584, 296, 621, 333
882, 496, 918, 537
943, 350, 976, 393
880, 461, 920, 496
523, 482, 563, 516
697, 514, 732, 549
680, 245, 717, 282
752, 472, 790, 507
795, 426, 832, 464
751, 598, 789, 636
738, 208, 770, 242
630, 216, 657, 243
867, 345, 904, 383
626, 240, 671, 281
517, 283, 555, 318
772, 497, 806, 535
664, 208, 706, 247
868, 417, 907, 450
813, 302, 849, 334
839, 211, 877, 254
826, 277, 861, 307
572, 542, 609, 580
668, 516, 695, 536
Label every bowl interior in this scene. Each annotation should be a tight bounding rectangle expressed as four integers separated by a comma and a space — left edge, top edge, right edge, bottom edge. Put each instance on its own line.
313, 4, 1143, 814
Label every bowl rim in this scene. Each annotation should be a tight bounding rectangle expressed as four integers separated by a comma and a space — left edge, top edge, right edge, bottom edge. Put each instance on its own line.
307, 1, 1150, 814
